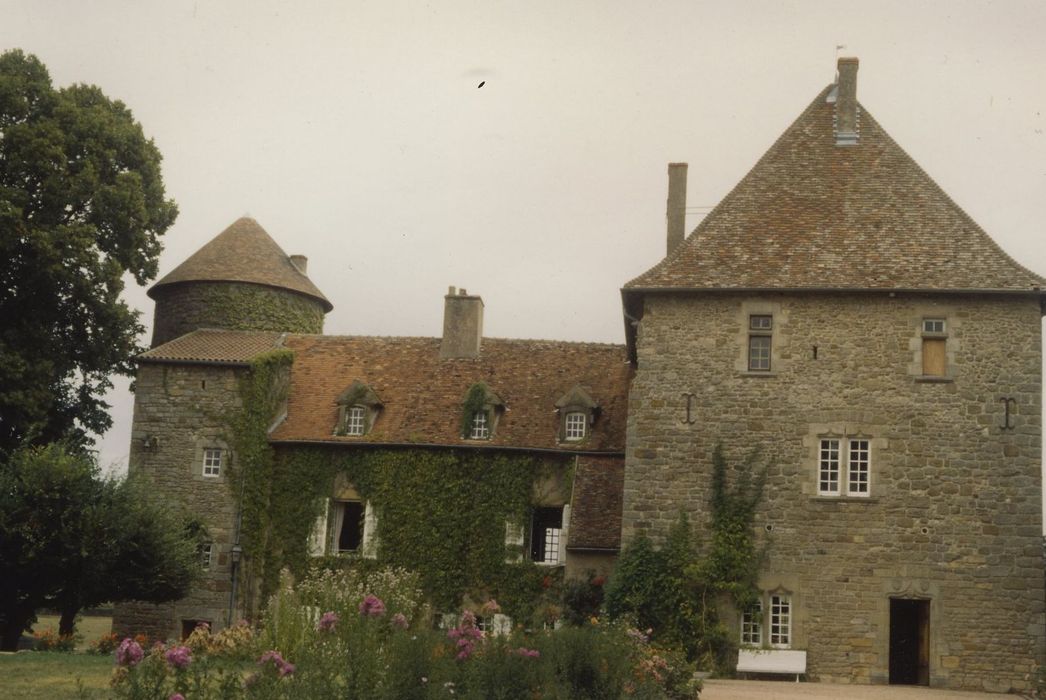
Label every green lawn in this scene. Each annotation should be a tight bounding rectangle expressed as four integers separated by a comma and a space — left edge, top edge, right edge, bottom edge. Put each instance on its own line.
0, 652, 114, 699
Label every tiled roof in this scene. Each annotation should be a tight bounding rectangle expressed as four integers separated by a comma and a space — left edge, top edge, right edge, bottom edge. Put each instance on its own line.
625, 86, 1045, 293
270, 335, 632, 452
148, 217, 332, 310
139, 329, 284, 365
568, 455, 624, 551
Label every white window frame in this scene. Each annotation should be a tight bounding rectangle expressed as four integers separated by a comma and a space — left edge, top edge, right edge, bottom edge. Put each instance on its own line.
470, 411, 490, 440
922, 318, 946, 334
769, 594, 791, 648
345, 406, 366, 436
199, 543, 213, 570
564, 411, 586, 441
740, 599, 762, 646
202, 448, 222, 478
818, 437, 871, 498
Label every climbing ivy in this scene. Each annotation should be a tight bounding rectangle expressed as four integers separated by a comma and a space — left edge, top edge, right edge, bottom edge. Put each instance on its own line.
176, 282, 325, 335
605, 444, 767, 672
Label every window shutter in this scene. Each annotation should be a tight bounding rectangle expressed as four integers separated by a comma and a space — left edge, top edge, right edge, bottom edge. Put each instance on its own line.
922, 338, 946, 376
491, 613, 513, 636
504, 520, 525, 563
362, 501, 379, 559
558, 504, 571, 565
308, 499, 329, 557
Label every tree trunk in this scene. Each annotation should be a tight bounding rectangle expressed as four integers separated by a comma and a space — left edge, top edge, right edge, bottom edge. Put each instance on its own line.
0, 606, 33, 651
58, 604, 79, 637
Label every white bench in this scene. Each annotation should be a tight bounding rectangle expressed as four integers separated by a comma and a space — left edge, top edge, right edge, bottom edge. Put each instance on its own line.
736, 649, 807, 681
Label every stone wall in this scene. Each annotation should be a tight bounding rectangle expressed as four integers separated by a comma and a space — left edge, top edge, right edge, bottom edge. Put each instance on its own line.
150, 282, 326, 347
623, 291, 1044, 691
113, 363, 247, 639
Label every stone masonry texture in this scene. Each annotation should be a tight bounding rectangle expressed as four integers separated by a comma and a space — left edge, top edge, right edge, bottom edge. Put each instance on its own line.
622, 291, 1044, 692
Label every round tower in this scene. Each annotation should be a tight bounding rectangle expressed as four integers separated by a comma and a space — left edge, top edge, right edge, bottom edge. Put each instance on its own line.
147, 217, 332, 347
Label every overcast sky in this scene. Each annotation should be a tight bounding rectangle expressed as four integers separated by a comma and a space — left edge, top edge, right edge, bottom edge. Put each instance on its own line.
3, 0, 1044, 475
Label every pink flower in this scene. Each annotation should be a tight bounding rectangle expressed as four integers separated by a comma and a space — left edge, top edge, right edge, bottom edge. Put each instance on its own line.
169, 695, 186, 700
359, 594, 386, 617
391, 612, 409, 629
165, 645, 192, 669
480, 599, 500, 615
259, 649, 295, 677
511, 647, 540, 658
316, 611, 339, 632
115, 638, 143, 667
447, 611, 484, 660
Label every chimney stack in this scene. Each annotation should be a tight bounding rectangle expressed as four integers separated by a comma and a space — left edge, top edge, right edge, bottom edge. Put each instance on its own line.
666, 162, 688, 255
289, 255, 308, 274
440, 286, 484, 359
835, 57, 859, 146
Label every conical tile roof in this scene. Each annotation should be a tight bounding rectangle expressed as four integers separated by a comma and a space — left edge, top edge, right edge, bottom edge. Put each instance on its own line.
625, 86, 1045, 294
148, 217, 332, 310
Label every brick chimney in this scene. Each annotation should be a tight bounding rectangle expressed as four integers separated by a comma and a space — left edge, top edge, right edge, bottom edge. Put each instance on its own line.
289, 255, 308, 274
666, 162, 688, 255
835, 57, 859, 146
440, 286, 484, 359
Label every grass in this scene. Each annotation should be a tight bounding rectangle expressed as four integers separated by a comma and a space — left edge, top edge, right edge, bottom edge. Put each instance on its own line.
0, 651, 114, 699
32, 615, 113, 652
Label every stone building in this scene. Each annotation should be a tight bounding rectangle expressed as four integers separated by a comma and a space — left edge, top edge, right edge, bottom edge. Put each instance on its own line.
114, 217, 630, 640
114, 57, 1044, 691
621, 57, 1045, 690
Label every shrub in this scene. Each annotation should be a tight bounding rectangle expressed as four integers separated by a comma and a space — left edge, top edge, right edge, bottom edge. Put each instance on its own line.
90, 631, 121, 655
32, 628, 78, 651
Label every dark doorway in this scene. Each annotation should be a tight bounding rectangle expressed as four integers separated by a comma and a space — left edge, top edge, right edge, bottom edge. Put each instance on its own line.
181, 619, 210, 640
337, 501, 365, 552
889, 598, 930, 685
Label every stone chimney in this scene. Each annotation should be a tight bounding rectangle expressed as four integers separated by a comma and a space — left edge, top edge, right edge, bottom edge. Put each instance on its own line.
835, 57, 859, 146
440, 286, 484, 359
289, 255, 308, 274
666, 162, 688, 255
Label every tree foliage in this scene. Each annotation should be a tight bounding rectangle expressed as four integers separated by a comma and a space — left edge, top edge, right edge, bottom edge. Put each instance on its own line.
0, 444, 200, 650
605, 445, 768, 671
0, 49, 177, 453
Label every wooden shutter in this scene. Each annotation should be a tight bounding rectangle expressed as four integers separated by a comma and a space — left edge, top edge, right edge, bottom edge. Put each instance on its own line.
922, 338, 946, 376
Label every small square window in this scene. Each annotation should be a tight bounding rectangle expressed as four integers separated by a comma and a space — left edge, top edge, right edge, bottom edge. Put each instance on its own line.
750, 315, 773, 331
345, 406, 366, 436
203, 448, 222, 477
199, 543, 213, 570
564, 412, 586, 441
470, 411, 490, 440
922, 319, 946, 334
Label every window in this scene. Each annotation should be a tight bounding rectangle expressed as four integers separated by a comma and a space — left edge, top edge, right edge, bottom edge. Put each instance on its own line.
531, 507, 564, 565
818, 437, 871, 497
921, 318, 947, 377
199, 543, 213, 570
470, 411, 490, 440
345, 406, 366, 436
333, 501, 365, 553
202, 448, 222, 477
741, 600, 762, 646
769, 595, 791, 648
748, 315, 772, 371
564, 412, 586, 441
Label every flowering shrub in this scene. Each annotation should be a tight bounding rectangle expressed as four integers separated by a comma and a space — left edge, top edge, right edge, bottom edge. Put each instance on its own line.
164, 645, 192, 669
32, 628, 78, 652
115, 638, 144, 667
90, 631, 121, 655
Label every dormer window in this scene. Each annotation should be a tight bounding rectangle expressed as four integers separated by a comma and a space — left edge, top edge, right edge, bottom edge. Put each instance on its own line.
461, 383, 504, 441
564, 412, 586, 441
470, 411, 490, 440
345, 406, 366, 436
335, 381, 383, 437
554, 385, 599, 444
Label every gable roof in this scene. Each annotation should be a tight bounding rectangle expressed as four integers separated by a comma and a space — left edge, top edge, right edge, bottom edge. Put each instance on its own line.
148, 217, 332, 311
270, 334, 632, 452
138, 328, 284, 365
625, 86, 1045, 295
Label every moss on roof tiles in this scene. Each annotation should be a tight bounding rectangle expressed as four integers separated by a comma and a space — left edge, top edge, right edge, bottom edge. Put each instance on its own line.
149, 217, 332, 310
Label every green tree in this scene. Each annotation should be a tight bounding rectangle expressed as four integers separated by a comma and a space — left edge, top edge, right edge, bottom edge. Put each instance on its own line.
0, 49, 177, 454
0, 444, 199, 650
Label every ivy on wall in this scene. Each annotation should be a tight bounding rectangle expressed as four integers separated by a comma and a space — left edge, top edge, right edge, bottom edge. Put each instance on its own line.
227, 363, 572, 624
165, 283, 325, 338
